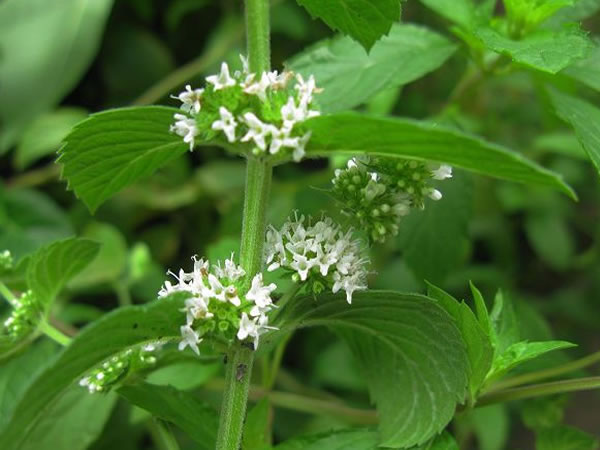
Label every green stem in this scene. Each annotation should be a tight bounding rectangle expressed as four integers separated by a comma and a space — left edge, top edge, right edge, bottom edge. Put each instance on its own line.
0, 281, 16, 304
477, 376, 600, 407
215, 2, 272, 448
148, 419, 181, 450
216, 343, 256, 450
489, 350, 600, 392
39, 320, 72, 346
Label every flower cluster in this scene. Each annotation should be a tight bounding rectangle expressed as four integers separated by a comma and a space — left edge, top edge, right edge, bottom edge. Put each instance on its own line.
158, 255, 277, 353
3, 290, 41, 340
265, 213, 369, 303
170, 56, 322, 162
331, 158, 453, 243
0, 250, 12, 271
79, 344, 159, 393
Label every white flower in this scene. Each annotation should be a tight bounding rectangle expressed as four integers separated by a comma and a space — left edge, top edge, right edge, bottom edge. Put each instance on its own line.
432, 165, 453, 180
170, 114, 198, 151
208, 273, 226, 301
429, 189, 443, 201
212, 106, 237, 142
172, 84, 204, 114
183, 296, 213, 324
206, 62, 236, 90
179, 324, 201, 355
246, 273, 276, 314
292, 132, 311, 162
295, 74, 321, 105
223, 256, 246, 281
237, 312, 259, 347
241, 112, 272, 151
243, 72, 271, 101
268, 70, 294, 90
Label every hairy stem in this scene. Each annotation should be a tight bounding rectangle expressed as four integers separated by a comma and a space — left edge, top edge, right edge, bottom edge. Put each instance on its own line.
477, 376, 600, 407
215, 2, 272, 448
489, 350, 600, 392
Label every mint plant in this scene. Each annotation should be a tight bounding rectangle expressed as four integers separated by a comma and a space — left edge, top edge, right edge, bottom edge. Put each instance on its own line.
1, 0, 600, 449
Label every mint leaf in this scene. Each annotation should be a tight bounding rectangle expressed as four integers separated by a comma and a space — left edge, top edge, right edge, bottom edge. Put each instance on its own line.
419, 0, 478, 27
288, 23, 457, 112
20, 387, 116, 450
296, 0, 401, 51
27, 238, 100, 309
427, 283, 493, 400
118, 383, 218, 449
275, 428, 379, 450
536, 424, 599, 450
269, 291, 469, 448
0, 293, 188, 448
489, 291, 520, 355
487, 340, 576, 381
398, 171, 472, 284
475, 25, 592, 73
242, 398, 271, 450
470, 282, 493, 338
14, 108, 88, 170
0, 0, 113, 152
563, 43, 600, 92
58, 106, 189, 212
305, 113, 575, 198
548, 89, 600, 177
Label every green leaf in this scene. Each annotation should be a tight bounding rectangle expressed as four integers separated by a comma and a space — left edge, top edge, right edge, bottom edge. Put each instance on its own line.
419, 0, 477, 28
398, 171, 472, 284
536, 424, 599, 450
274, 428, 379, 450
489, 291, 520, 355
14, 108, 88, 170
118, 382, 218, 449
0, 341, 57, 430
58, 106, 189, 212
503, 0, 575, 30
268, 291, 469, 447
427, 283, 493, 400
469, 405, 510, 450
295, 0, 401, 51
242, 398, 271, 450
547, 89, 600, 177
0, 188, 73, 262
521, 396, 567, 430
0, 0, 113, 152
20, 387, 116, 450
469, 282, 493, 338
525, 213, 574, 271
0, 293, 188, 449
474, 25, 592, 74
562, 42, 600, 92
488, 340, 576, 381
288, 24, 457, 112
304, 113, 575, 198
27, 238, 100, 308
546, 0, 600, 25
69, 223, 128, 289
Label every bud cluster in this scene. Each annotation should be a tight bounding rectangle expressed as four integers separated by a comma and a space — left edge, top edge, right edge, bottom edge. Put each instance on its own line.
3, 290, 41, 340
331, 158, 453, 243
265, 213, 369, 304
170, 56, 322, 162
158, 255, 277, 354
79, 343, 160, 393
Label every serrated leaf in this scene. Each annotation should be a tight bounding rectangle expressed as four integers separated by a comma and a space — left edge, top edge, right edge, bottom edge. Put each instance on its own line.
14, 108, 88, 170
0, 0, 113, 152
118, 382, 217, 449
296, 0, 401, 51
536, 424, 599, 450
0, 293, 188, 449
288, 23, 457, 112
470, 282, 493, 338
304, 113, 575, 198
474, 25, 592, 73
427, 283, 493, 400
27, 238, 100, 308
398, 171, 472, 283
488, 340, 576, 381
58, 106, 189, 212
275, 428, 378, 450
547, 89, 600, 178
267, 291, 469, 447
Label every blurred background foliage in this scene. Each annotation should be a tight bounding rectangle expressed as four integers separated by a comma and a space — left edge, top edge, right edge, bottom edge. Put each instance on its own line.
0, 0, 599, 448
